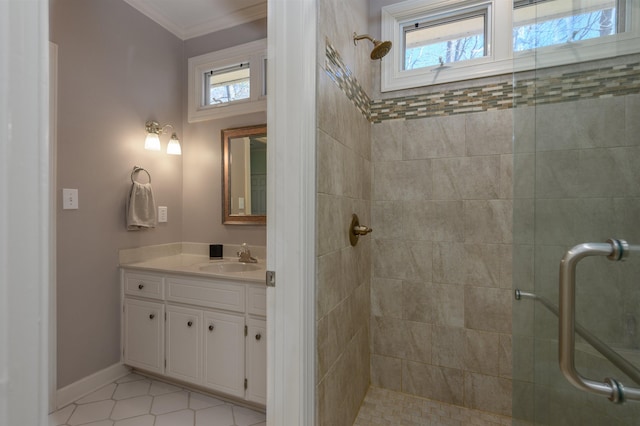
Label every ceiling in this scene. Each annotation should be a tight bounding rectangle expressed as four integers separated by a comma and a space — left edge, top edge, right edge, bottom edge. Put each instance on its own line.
122, 0, 267, 40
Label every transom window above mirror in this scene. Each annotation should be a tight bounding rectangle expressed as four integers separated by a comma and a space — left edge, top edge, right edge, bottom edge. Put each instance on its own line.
188, 39, 266, 122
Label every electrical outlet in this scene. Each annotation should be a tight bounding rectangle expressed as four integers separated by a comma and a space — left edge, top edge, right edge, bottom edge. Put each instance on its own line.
158, 206, 168, 223
62, 188, 78, 210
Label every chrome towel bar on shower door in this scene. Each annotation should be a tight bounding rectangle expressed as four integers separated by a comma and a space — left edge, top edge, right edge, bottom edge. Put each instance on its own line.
559, 239, 640, 404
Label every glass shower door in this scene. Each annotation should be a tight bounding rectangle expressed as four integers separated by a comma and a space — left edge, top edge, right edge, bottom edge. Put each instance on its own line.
511, 1, 640, 424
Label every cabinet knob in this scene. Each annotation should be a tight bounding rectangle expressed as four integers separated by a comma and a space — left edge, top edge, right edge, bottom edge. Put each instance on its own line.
187, 321, 193, 327
208, 324, 214, 331
138, 283, 144, 290
149, 314, 155, 320
255, 333, 262, 341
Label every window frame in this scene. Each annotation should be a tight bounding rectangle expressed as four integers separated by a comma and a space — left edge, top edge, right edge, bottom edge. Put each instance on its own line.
402, 2, 492, 70
188, 39, 267, 123
381, 0, 640, 92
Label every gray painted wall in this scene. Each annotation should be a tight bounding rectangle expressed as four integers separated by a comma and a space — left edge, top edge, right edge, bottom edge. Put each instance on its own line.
50, 1, 266, 388
182, 21, 267, 246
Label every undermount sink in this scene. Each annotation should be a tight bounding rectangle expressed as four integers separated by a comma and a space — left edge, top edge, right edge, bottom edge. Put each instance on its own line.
199, 262, 263, 273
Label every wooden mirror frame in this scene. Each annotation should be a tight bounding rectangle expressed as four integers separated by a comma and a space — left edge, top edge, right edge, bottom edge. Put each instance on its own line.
222, 124, 267, 225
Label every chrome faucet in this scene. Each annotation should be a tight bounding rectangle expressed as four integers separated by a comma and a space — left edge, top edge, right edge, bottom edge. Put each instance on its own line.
237, 243, 257, 263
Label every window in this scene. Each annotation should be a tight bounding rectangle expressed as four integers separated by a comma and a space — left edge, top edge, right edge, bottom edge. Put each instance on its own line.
381, 0, 639, 92
188, 39, 266, 122
206, 63, 251, 105
513, 0, 621, 51
403, 5, 490, 70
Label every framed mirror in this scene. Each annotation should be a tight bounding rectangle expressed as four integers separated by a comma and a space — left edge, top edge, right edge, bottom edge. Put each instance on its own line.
222, 124, 267, 225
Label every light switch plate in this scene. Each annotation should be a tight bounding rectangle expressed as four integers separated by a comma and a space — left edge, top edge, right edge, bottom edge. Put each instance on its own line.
62, 188, 78, 210
158, 206, 168, 223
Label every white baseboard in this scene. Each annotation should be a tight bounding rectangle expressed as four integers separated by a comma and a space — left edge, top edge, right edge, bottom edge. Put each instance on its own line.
55, 363, 131, 410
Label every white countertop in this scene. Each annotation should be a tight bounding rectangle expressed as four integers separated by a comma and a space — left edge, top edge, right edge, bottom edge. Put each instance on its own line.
121, 254, 266, 284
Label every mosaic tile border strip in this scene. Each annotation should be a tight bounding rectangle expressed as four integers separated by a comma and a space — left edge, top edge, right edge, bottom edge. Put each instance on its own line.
324, 42, 640, 123
371, 61, 640, 122
324, 42, 371, 120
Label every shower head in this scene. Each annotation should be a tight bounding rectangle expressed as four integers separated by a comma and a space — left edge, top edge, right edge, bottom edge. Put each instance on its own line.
353, 33, 392, 60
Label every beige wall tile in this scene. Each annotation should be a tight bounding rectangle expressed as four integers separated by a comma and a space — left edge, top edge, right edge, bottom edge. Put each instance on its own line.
372, 239, 433, 282
373, 160, 432, 201
465, 329, 500, 376
372, 316, 431, 363
402, 361, 464, 405
464, 200, 513, 244
464, 372, 512, 416
372, 120, 403, 162
465, 109, 513, 156
401, 201, 464, 242
534, 97, 625, 151
317, 129, 345, 196
371, 277, 403, 318
432, 326, 466, 369
464, 287, 512, 333
371, 202, 403, 240
432, 156, 501, 200
403, 115, 466, 159
371, 355, 402, 391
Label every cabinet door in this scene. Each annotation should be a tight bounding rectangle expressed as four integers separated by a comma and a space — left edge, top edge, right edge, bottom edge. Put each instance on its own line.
246, 318, 267, 405
123, 298, 164, 374
166, 305, 202, 383
203, 311, 245, 397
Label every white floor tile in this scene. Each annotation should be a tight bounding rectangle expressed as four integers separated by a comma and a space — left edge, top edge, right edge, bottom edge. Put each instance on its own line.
112, 380, 150, 400
76, 383, 117, 404
113, 414, 155, 426
48, 404, 75, 426
189, 392, 225, 410
148, 380, 182, 396
154, 409, 195, 426
58, 372, 266, 426
233, 406, 266, 426
111, 395, 153, 420
67, 400, 115, 426
150, 391, 189, 415
195, 404, 235, 426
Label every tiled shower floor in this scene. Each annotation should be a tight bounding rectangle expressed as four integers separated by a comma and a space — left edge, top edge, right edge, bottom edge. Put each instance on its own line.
354, 387, 511, 426
48, 373, 266, 426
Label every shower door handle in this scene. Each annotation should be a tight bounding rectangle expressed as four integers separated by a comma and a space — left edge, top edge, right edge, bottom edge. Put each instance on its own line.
558, 239, 640, 403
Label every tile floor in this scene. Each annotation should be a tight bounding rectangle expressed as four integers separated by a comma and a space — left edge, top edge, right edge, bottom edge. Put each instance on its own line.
354, 387, 512, 426
48, 373, 266, 426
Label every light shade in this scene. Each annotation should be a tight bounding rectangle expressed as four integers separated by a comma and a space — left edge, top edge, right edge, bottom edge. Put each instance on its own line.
144, 133, 161, 151
167, 133, 182, 155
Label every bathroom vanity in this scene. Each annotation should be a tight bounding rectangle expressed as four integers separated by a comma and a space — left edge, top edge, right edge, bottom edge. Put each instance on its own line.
120, 253, 266, 406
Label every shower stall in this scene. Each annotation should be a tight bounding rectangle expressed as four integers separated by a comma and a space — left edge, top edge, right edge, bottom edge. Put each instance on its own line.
511, 1, 640, 424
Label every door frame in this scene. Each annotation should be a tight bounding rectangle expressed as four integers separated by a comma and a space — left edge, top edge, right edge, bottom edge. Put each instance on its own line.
266, 0, 317, 424
0, 0, 51, 423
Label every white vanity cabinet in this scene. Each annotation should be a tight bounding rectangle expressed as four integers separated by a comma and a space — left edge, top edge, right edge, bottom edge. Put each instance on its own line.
166, 305, 202, 383
203, 310, 245, 397
121, 268, 266, 406
123, 298, 164, 374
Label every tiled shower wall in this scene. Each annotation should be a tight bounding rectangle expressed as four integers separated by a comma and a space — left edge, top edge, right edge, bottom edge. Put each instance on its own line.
369, 53, 640, 420
315, 0, 373, 425
370, 109, 514, 417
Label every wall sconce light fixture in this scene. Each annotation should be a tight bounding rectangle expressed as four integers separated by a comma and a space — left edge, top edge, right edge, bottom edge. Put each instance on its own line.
145, 120, 182, 155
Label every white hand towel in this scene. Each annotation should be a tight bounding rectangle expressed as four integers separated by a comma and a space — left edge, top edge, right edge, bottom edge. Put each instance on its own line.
126, 182, 157, 230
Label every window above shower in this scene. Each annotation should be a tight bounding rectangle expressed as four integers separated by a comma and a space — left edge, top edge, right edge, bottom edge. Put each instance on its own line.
381, 0, 640, 92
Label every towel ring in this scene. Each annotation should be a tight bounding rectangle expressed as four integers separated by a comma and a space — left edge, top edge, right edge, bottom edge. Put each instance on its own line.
131, 166, 151, 184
